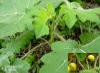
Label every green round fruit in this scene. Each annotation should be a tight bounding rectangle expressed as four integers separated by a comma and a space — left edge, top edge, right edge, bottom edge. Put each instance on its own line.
88, 55, 95, 61
69, 63, 77, 72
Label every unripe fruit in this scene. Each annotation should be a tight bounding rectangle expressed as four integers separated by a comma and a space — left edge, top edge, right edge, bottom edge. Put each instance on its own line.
88, 55, 95, 61
69, 63, 77, 71
68, 66, 70, 72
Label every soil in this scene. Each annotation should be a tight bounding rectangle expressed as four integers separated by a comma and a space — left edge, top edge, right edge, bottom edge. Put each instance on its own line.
84, 2, 99, 9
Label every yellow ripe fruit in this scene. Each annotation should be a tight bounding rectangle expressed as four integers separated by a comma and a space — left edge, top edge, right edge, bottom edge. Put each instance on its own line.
68, 66, 70, 72
69, 63, 77, 71
88, 55, 95, 61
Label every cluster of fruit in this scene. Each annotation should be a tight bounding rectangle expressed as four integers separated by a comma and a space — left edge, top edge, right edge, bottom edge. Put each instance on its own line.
68, 55, 95, 72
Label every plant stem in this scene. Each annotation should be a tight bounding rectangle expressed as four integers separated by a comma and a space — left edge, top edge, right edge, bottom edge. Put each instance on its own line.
49, 19, 55, 43
54, 32, 66, 42
49, 14, 63, 43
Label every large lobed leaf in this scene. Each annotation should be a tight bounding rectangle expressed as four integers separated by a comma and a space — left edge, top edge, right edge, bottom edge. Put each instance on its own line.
79, 32, 99, 45
0, 31, 34, 72
60, 2, 100, 29
40, 36, 100, 73
33, 3, 55, 38
4, 59, 30, 73
39, 0, 64, 8
0, 0, 64, 39
0, 0, 38, 39
40, 39, 79, 73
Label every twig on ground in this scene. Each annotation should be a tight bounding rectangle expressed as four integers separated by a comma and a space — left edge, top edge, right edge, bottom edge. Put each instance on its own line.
21, 42, 47, 59
94, 55, 99, 68
86, 58, 89, 69
75, 53, 86, 71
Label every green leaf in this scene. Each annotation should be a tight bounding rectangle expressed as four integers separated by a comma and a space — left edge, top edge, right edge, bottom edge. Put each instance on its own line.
88, 8, 100, 15
70, 2, 100, 24
76, 53, 87, 61
60, 2, 100, 29
60, 4, 77, 29
0, 0, 38, 39
79, 32, 99, 45
81, 36, 100, 53
40, 39, 79, 73
0, 54, 10, 67
63, 9, 77, 29
40, 36, 100, 73
76, 10, 100, 23
0, 31, 34, 67
34, 3, 55, 38
80, 69, 97, 73
4, 59, 30, 73
24, 54, 35, 64
39, 0, 64, 8
4, 31, 34, 53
